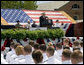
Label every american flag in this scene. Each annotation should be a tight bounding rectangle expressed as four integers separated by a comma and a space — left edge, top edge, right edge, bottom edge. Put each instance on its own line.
1, 9, 76, 31
23, 10, 74, 31
1, 9, 33, 25
23, 10, 71, 23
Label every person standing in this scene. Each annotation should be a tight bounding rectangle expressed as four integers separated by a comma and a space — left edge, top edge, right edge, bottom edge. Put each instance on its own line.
39, 12, 47, 27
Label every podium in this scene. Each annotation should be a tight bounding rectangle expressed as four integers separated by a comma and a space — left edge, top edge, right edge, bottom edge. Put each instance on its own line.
41, 19, 53, 28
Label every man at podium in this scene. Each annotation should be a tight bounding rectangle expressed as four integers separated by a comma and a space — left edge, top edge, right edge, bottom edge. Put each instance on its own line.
39, 12, 48, 27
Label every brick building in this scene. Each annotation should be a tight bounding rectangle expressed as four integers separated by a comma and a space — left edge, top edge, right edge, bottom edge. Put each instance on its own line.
55, 1, 83, 20
37, 1, 83, 20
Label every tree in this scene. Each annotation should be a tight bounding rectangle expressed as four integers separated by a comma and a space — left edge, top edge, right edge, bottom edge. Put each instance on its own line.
22, 1, 38, 10
1, 1, 38, 10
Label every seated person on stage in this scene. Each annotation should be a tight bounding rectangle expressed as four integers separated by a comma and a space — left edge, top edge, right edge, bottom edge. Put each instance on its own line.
25, 20, 31, 29
55, 20, 61, 28
15, 20, 22, 28
32, 21, 37, 27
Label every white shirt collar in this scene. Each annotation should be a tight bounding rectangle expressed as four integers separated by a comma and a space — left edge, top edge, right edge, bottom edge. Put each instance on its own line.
62, 60, 72, 64
18, 55, 25, 58
25, 55, 31, 58
12, 49, 15, 53
78, 62, 83, 64
43, 53, 48, 62
48, 56, 54, 60
1, 54, 3, 58
56, 49, 63, 56
43, 53, 47, 56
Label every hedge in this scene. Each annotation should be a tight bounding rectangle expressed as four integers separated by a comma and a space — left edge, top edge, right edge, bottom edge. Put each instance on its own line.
1, 29, 64, 40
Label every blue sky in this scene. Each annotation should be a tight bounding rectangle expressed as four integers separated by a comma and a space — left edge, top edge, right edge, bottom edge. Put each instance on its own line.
37, 1, 52, 4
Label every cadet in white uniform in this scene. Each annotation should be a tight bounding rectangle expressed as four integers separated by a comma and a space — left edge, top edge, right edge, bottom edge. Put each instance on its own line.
32, 50, 43, 64
28, 40, 35, 52
54, 50, 62, 61
1, 54, 3, 58
77, 62, 83, 64
44, 46, 62, 64
1, 54, 8, 64
9, 53, 18, 64
42, 53, 48, 62
1, 57, 8, 64
9, 43, 21, 64
72, 40, 80, 49
80, 47, 83, 53
62, 49, 72, 64
62, 60, 72, 64
39, 44, 48, 62
44, 56, 61, 64
80, 41, 83, 53
55, 43, 63, 59
71, 50, 83, 64
12, 55, 26, 64
6, 48, 16, 63
24, 45, 34, 64
11, 45, 26, 64
6, 42, 16, 63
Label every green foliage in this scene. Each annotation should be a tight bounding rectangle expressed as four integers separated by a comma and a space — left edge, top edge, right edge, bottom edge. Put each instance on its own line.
25, 30, 38, 40
1, 30, 6, 39
13, 29, 26, 40
1, 1, 38, 10
1, 29, 64, 40
23, 1, 38, 10
1, 29, 14, 39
